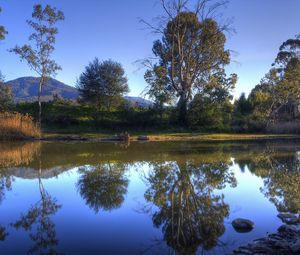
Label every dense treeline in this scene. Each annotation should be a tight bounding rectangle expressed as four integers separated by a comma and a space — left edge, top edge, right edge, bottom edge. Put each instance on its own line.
1, 1, 300, 134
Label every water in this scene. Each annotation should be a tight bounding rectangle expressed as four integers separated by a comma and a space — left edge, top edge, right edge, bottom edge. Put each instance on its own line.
0, 141, 299, 254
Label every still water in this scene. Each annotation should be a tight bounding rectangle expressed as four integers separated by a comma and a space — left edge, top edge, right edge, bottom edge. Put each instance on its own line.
0, 141, 299, 254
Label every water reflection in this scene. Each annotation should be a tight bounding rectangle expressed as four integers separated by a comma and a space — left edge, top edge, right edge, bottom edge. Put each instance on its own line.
143, 159, 236, 254
13, 192, 61, 254
0, 226, 8, 241
0, 142, 40, 168
77, 162, 129, 213
0, 141, 299, 254
12, 160, 62, 254
238, 148, 300, 214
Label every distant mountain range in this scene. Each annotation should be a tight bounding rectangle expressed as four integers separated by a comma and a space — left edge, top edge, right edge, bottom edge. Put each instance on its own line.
6, 76, 153, 108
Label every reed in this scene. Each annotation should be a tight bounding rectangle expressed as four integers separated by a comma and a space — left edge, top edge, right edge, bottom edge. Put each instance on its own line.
0, 112, 41, 140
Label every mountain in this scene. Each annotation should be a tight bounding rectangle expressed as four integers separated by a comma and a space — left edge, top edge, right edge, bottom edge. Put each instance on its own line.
6, 76, 79, 102
6, 76, 153, 108
124, 96, 153, 108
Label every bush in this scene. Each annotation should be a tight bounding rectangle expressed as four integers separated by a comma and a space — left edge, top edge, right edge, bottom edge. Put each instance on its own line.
0, 112, 41, 140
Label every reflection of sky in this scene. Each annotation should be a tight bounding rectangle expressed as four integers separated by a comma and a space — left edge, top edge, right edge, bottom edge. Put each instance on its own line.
0, 160, 287, 254
215, 163, 282, 253
1, 0, 300, 99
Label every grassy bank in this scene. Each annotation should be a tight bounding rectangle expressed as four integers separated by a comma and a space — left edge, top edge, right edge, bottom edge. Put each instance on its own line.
42, 128, 300, 142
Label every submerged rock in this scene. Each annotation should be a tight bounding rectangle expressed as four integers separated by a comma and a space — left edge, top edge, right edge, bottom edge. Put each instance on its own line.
232, 218, 254, 233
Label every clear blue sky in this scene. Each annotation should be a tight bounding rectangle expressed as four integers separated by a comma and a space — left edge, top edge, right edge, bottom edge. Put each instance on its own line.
0, 0, 299, 98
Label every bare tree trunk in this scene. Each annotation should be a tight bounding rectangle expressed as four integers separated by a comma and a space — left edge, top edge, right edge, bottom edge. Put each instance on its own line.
38, 77, 44, 127
178, 93, 188, 125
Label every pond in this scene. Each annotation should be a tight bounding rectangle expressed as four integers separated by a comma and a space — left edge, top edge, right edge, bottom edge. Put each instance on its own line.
0, 140, 299, 254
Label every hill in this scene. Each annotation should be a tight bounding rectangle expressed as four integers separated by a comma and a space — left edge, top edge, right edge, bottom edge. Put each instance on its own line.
6, 76, 79, 102
5, 76, 153, 107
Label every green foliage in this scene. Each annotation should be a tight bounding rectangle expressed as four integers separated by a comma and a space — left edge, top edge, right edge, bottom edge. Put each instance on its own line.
187, 72, 235, 131
77, 58, 129, 112
144, 66, 174, 113
232, 93, 252, 132
187, 94, 233, 131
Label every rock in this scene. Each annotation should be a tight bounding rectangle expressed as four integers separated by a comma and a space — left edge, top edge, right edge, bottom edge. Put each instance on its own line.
231, 224, 300, 255
277, 213, 300, 225
137, 135, 150, 141
290, 239, 300, 253
232, 218, 255, 233
278, 224, 300, 234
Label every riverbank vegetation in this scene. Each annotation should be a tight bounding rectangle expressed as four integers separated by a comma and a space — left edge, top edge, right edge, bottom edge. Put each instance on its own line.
0, 1, 300, 138
0, 112, 41, 140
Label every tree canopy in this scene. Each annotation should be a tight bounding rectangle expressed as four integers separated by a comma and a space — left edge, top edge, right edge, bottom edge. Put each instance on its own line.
77, 58, 129, 112
143, 0, 236, 124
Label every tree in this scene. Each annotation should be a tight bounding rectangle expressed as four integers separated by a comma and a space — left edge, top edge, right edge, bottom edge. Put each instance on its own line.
10, 4, 64, 125
232, 93, 252, 132
142, 0, 235, 124
0, 7, 7, 40
0, 72, 13, 111
187, 72, 236, 130
144, 65, 175, 120
249, 35, 300, 124
77, 58, 129, 112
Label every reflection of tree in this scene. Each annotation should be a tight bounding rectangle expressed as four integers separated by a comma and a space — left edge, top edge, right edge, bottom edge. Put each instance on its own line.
77, 162, 129, 213
13, 167, 61, 255
0, 225, 8, 241
243, 149, 300, 214
144, 159, 236, 255
0, 169, 13, 204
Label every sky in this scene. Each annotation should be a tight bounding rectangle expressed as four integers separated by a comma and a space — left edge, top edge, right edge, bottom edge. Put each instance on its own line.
0, 0, 300, 98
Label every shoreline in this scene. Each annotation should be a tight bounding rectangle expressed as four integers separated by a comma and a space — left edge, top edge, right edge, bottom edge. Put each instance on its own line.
231, 224, 300, 255
38, 133, 300, 142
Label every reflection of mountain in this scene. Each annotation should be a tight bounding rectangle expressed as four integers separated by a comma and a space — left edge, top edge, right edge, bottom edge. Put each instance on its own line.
8, 166, 72, 179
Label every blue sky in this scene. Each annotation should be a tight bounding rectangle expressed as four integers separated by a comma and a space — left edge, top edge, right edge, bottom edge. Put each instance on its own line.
0, 0, 299, 98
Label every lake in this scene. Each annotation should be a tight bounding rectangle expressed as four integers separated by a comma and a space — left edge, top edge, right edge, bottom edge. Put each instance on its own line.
0, 140, 299, 254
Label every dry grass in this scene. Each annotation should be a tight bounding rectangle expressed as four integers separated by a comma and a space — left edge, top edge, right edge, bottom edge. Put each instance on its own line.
0, 112, 41, 140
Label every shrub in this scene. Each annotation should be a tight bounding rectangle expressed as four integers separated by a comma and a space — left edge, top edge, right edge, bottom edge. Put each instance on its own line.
0, 112, 41, 140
